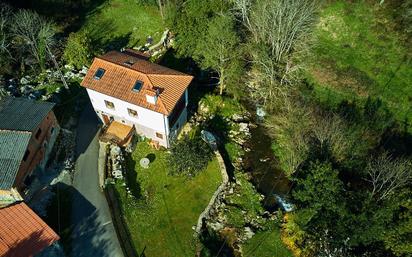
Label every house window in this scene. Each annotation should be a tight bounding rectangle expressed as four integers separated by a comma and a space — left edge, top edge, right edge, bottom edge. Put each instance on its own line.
94, 68, 105, 80
35, 128, 42, 139
132, 80, 143, 92
128, 108, 138, 117
23, 150, 30, 162
156, 132, 163, 139
105, 100, 115, 110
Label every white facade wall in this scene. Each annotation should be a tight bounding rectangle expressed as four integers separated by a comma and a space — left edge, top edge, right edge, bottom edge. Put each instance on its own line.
86, 89, 169, 146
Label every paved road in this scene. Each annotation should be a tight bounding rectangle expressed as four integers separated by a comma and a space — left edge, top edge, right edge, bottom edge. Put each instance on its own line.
71, 103, 123, 257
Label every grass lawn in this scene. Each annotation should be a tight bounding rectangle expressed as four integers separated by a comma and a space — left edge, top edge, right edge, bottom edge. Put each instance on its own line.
81, 0, 164, 49
307, 0, 412, 128
114, 141, 222, 257
242, 223, 293, 257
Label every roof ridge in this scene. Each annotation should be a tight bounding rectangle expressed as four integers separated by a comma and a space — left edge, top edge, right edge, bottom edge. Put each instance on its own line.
145, 75, 168, 114
96, 56, 155, 86
97, 53, 189, 76
0, 129, 32, 134
147, 73, 193, 77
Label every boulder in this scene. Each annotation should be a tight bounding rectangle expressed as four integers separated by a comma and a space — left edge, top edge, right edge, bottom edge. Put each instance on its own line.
80, 66, 88, 75
20, 76, 30, 85
244, 227, 255, 240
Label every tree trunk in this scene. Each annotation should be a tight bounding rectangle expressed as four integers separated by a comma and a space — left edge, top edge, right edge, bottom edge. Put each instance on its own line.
157, 0, 164, 20
219, 69, 225, 95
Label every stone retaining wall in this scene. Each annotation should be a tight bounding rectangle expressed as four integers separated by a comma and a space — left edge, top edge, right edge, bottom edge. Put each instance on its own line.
194, 150, 229, 234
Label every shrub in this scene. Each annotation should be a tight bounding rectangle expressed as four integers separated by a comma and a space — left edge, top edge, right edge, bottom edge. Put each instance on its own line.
167, 134, 213, 176
63, 30, 93, 69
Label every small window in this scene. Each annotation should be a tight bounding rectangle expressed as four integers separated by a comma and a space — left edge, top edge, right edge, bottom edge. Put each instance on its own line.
128, 108, 138, 117
105, 100, 115, 110
123, 60, 135, 66
23, 150, 30, 162
35, 128, 42, 139
156, 132, 163, 139
132, 80, 143, 92
94, 68, 105, 80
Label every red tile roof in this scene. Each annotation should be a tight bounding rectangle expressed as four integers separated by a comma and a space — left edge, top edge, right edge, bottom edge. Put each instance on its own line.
0, 202, 59, 257
81, 50, 193, 115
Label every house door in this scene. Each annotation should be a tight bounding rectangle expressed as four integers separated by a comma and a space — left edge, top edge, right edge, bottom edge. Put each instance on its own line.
102, 114, 110, 125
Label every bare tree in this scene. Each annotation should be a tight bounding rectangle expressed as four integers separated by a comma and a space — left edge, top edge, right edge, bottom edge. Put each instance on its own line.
265, 96, 312, 174
232, 0, 253, 32
11, 9, 56, 72
311, 113, 353, 162
241, 0, 318, 109
366, 153, 412, 201
0, 3, 12, 57
249, 0, 318, 63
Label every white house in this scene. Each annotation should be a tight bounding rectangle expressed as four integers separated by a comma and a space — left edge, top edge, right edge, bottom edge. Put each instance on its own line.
81, 49, 193, 147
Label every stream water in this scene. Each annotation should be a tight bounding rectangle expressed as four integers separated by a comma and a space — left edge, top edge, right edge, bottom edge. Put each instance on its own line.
243, 114, 292, 211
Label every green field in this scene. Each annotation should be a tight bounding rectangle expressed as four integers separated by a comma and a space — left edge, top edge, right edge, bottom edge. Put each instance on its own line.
307, 0, 412, 127
114, 142, 222, 257
81, 0, 164, 49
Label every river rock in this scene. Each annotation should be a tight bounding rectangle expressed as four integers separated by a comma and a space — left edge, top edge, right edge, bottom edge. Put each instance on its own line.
20, 76, 30, 85
209, 221, 224, 231
244, 227, 255, 240
232, 113, 250, 122
20, 85, 33, 95
80, 66, 89, 75
239, 122, 250, 134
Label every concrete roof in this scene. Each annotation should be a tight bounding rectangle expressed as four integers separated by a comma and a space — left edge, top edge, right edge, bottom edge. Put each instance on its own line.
0, 130, 31, 190
0, 97, 55, 132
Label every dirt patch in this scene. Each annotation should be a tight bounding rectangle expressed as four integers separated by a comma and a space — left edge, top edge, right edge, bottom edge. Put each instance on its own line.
309, 59, 373, 97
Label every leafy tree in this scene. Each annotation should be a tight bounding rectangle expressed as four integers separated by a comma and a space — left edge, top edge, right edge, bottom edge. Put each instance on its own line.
382, 190, 412, 256
167, 135, 213, 176
172, 0, 229, 58
290, 161, 348, 252
197, 14, 242, 95
63, 31, 93, 69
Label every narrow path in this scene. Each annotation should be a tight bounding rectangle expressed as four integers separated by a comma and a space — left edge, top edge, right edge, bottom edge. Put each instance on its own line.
70, 103, 123, 257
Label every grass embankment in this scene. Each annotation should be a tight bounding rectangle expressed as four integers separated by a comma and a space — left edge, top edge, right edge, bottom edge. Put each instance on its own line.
243, 223, 293, 257
114, 142, 221, 257
307, 0, 412, 128
81, 0, 164, 49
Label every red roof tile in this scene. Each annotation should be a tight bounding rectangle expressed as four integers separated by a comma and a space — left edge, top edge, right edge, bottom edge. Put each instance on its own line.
0, 202, 59, 257
81, 50, 193, 115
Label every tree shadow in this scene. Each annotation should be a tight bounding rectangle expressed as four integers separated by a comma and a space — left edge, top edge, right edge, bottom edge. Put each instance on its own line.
5, 228, 56, 257
87, 18, 131, 51
159, 49, 215, 121
146, 153, 156, 163
202, 115, 235, 180
74, 101, 100, 160
4, 0, 109, 34
43, 182, 117, 257
380, 122, 412, 157
218, 145, 235, 181
103, 33, 132, 51
125, 154, 142, 199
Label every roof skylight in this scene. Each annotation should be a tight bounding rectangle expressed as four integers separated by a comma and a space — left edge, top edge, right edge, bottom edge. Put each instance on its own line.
133, 80, 143, 92
94, 68, 105, 80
